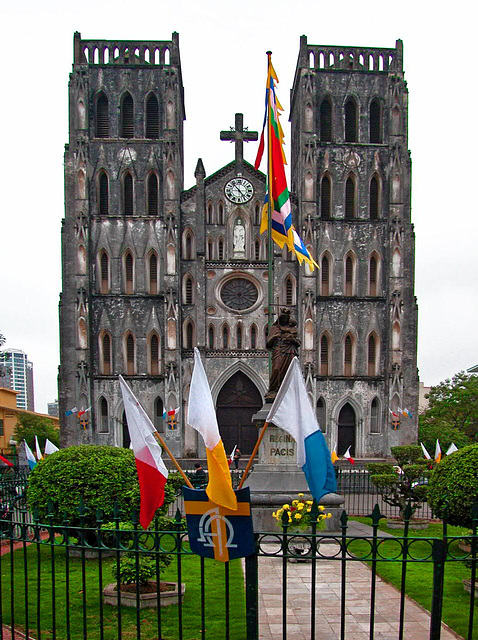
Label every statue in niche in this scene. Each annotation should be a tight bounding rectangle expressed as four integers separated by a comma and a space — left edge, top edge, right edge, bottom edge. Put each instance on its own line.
233, 218, 245, 255
265, 308, 301, 401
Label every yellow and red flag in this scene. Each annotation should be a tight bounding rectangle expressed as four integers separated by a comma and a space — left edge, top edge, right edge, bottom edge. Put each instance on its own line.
187, 349, 237, 511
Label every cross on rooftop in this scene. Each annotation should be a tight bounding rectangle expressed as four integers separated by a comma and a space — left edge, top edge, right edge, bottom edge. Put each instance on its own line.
220, 113, 258, 171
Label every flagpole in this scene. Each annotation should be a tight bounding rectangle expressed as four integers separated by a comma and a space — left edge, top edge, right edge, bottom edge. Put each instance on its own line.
153, 432, 194, 489
266, 51, 274, 374
237, 421, 270, 490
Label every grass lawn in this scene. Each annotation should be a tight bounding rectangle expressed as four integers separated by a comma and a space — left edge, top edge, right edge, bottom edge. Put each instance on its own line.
0, 542, 246, 640
349, 518, 476, 640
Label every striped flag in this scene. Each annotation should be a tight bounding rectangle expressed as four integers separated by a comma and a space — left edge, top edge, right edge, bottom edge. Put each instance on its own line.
344, 447, 355, 465
35, 435, 43, 461
119, 376, 169, 529
187, 348, 237, 511
24, 441, 37, 470
265, 358, 336, 501
331, 443, 339, 464
65, 406, 77, 417
255, 54, 318, 271
434, 440, 442, 464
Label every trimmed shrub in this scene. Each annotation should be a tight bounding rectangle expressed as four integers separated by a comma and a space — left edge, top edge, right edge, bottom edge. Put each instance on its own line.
367, 445, 431, 518
427, 444, 478, 527
27, 445, 182, 527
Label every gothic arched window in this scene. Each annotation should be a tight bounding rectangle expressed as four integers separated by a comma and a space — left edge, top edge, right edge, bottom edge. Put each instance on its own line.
99, 251, 110, 294
368, 333, 377, 376
321, 254, 331, 295
369, 99, 381, 143
344, 334, 354, 376
218, 239, 224, 261
185, 320, 194, 349
320, 97, 332, 142
237, 325, 243, 349
285, 277, 293, 306
124, 251, 134, 294
96, 92, 109, 138
208, 324, 215, 349
251, 324, 257, 349
149, 332, 160, 375
98, 171, 109, 215
370, 397, 380, 433
344, 98, 358, 142
100, 332, 112, 375
370, 175, 380, 220
222, 324, 229, 349
345, 254, 355, 296
320, 334, 330, 375
218, 202, 224, 225
345, 176, 356, 219
320, 175, 331, 219
98, 396, 109, 432
123, 173, 134, 215
145, 94, 159, 139
121, 93, 134, 138
149, 252, 158, 295
147, 173, 159, 215
125, 332, 136, 375
184, 275, 193, 304
369, 254, 378, 296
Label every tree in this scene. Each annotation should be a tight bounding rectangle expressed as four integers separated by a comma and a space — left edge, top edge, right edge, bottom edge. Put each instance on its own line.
27, 445, 183, 530
14, 413, 60, 451
427, 444, 478, 527
419, 372, 478, 452
368, 445, 431, 519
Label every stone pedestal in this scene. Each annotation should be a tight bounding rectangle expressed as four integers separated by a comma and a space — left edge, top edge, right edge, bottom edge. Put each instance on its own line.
243, 404, 344, 531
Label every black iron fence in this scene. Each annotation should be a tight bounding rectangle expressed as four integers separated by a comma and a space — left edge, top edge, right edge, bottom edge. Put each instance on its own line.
0, 503, 476, 640
335, 467, 435, 519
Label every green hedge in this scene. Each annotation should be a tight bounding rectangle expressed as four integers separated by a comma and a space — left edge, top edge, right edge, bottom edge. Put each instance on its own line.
427, 444, 478, 527
27, 445, 182, 528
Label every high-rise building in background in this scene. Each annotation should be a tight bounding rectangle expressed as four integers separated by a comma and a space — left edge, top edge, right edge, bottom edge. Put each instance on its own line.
48, 400, 59, 417
0, 348, 35, 411
59, 33, 418, 458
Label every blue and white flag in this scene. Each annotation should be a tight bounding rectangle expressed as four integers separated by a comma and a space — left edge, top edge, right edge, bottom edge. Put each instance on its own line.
24, 440, 37, 470
266, 358, 337, 501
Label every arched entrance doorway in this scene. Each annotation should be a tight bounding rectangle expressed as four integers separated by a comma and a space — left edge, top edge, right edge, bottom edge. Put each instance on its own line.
216, 371, 262, 455
122, 410, 131, 448
337, 403, 356, 456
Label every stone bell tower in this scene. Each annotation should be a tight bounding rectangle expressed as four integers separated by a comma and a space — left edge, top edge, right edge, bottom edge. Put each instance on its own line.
59, 32, 185, 453
289, 37, 418, 457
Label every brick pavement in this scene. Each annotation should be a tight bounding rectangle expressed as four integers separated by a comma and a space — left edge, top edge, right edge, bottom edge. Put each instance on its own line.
255, 543, 462, 640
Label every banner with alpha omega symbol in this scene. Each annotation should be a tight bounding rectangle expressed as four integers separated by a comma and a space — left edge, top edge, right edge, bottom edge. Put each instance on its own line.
182, 487, 255, 562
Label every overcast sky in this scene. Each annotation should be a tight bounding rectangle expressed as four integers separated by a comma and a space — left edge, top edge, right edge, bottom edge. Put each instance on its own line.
1, 0, 476, 413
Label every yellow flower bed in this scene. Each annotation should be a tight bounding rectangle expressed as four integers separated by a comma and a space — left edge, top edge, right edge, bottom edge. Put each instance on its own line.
272, 494, 332, 530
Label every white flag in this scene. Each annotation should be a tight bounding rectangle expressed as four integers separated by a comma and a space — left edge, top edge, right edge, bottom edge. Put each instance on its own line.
420, 442, 431, 460
44, 439, 59, 455
446, 442, 458, 455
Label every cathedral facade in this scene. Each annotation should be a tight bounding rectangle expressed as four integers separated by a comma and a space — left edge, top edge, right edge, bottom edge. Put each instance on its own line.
59, 32, 418, 458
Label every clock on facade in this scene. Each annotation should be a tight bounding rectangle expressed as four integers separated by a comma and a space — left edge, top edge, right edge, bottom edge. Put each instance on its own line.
224, 178, 254, 204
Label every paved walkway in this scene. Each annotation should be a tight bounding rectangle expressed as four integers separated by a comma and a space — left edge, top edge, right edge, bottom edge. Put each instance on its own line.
256, 539, 461, 640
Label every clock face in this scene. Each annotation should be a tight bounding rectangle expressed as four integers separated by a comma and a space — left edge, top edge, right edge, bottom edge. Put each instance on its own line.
224, 178, 254, 204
